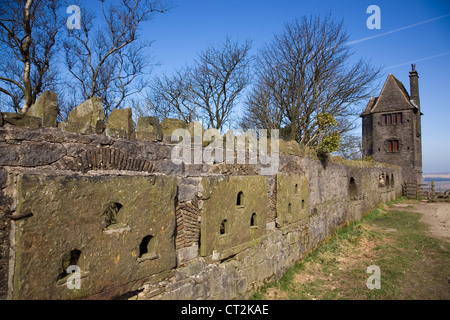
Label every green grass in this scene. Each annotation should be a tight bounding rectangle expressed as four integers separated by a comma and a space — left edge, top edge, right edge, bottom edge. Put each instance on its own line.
251, 199, 450, 300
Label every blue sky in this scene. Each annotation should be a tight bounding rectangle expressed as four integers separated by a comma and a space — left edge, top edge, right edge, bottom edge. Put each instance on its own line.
82, 0, 450, 173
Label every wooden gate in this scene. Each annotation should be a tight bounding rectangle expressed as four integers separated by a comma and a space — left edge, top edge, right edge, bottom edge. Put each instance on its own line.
403, 182, 434, 199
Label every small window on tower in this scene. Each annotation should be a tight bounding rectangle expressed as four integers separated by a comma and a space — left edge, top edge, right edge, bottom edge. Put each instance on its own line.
387, 140, 399, 152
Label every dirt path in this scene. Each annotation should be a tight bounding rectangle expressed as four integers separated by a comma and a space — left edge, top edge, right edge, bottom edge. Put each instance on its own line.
393, 202, 450, 243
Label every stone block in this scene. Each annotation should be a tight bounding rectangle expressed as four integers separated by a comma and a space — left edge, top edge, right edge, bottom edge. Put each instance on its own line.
17, 142, 66, 167
161, 118, 187, 136
176, 244, 199, 266
0, 144, 19, 165
200, 176, 268, 258
177, 178, 200, 202
68, 97, 105, 133
13, 174, 177, 300
276, 173, 310, 227
136, 116, 162, 142
26, 91, 59, 127
155, 160, 185, 175
58, 121, 93, 134
2, 112, 41, 128
106, 108, 136, 139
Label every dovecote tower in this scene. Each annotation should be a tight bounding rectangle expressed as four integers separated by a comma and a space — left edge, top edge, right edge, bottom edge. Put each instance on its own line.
361, 65, 423, 184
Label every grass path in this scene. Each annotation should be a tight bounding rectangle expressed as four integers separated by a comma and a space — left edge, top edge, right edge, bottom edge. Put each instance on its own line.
251, 199, 450, 300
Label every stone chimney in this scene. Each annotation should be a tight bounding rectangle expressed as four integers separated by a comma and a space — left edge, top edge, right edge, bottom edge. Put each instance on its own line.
409, 64, 420, 110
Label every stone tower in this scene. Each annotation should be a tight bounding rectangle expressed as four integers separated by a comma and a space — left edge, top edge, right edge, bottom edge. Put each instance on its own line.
361, 65, 423, 184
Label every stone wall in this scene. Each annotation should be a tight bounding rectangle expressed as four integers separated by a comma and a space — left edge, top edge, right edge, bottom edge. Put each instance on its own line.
0, 104, 402, 300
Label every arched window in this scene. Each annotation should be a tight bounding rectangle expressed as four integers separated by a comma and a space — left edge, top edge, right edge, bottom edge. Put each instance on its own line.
236, 191, 244, 206
250, 213, 257, 227
378, 173, 385, 188
386, 175, 390, 188
220, 219, 228, 235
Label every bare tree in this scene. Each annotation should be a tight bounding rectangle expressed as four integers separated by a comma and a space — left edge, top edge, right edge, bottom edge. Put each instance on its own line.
63, 0, 169, 116
150, 68, 198, 122
191, 37, 252, 130
150, 37, 252, 130
241, 15, 381, 145
0, 0, 61, 113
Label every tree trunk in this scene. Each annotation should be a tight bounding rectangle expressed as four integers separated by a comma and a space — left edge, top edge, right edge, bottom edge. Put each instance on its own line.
21, 0, 34, 114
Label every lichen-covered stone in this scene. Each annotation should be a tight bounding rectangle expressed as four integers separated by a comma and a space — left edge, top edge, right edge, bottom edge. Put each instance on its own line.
136, 116, 162, 142
27, 91, 59, 127
161, 118, 187, 143
1, 112, 41, 128
58, 121, 93, 134
276, 173, 310, 227
161, 118, 187, 135
200, 176, 268, 259
13, 174, 177, 300
68, 97, 105, 134
105, 108, 135, 139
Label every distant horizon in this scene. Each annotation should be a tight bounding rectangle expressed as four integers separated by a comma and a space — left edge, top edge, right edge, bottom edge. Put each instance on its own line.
422, 172, 450, 176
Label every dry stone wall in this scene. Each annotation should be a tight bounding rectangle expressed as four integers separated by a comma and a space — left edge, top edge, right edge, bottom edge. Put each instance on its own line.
0, 102, 402, 300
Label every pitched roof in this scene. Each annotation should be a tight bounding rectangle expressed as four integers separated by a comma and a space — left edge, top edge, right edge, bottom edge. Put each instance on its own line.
360, 74, 418, 117
360, 97, 378, 116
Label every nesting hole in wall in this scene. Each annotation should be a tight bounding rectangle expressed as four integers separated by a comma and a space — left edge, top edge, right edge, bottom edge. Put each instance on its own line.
236, 191, 244, 207
250, 213, 257, 227
139, 236, 152, 258
138, 235, 159, 262
103, 202, 123, 227
58, 249, 82, 280
294, 184, 298, 195
288, 203, 292, 214
220, 219, 228, 235
349, 177, 358, 200
301, 199, 305, 209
